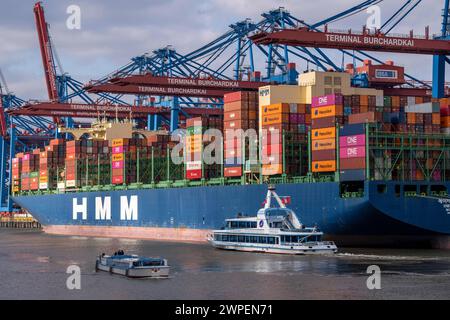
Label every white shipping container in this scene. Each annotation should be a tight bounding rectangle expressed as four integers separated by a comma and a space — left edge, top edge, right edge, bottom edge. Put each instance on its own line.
289, 103, 298, 113
407, 96, 416, 106
376, 95, 384, 107
66, 180, 76, 188
186, 161, 202, 171
441, 128, 450, 135
39, 183, 48, 190
405, 102, 440, 113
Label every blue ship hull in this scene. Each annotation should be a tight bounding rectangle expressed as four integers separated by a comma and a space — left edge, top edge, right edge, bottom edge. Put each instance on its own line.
12, 181, 450, 248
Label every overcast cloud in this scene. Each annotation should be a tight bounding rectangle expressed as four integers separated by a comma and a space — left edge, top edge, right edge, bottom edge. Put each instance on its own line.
0, 0, 448, 100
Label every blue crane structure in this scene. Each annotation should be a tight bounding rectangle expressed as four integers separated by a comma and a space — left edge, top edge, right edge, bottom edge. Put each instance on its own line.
0, 0, 448, 213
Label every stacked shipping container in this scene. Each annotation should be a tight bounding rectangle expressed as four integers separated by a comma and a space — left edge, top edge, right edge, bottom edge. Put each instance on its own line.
186, 117, 204, 180
39, 139, 66, 190
11, 154, 23, 194
223, 91, 258, 177
310, 94, 341, 173
339, 124, 366, 181
21, 152, 39, 191
260, 102, 309, 176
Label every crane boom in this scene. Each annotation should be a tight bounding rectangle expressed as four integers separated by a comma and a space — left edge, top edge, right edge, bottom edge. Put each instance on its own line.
34, 1, 59, 101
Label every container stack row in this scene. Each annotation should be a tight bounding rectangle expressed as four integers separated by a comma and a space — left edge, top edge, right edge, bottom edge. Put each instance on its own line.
260, 102, 309, 176
223, 91, 258, 177
310, 95, 342, 173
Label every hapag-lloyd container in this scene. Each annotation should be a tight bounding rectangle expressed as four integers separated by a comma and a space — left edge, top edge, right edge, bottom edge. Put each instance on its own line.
312, 94, 343, 108
311, 127, 336, 140
312, 138, 336, 151
311, 105, 343, 119
339, 134, 366, 148
339, 146, 366, 159
312, 160, 336, 172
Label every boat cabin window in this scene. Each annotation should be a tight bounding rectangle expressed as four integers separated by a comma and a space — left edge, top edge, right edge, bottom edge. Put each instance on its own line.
214, 234, 279, 244
280, 234, 321, 243
227, 221, 257, 229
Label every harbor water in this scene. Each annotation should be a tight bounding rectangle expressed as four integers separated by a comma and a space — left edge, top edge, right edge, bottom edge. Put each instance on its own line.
0, 229, 449, 300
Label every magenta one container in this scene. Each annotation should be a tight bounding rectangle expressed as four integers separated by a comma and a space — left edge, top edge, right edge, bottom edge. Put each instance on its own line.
340, 146, 366, 159
312, 94, 343, 108
112, 160, 124, 169
339, 134, 366, 148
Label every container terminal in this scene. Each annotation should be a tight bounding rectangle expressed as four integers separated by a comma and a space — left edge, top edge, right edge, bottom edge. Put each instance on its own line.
2, 1, 450, 248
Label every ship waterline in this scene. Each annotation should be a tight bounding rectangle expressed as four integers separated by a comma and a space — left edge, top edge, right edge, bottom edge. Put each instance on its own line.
12, 181, 450, 249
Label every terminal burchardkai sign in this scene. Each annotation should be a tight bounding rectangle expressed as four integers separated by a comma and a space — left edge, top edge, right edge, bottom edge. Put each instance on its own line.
251, 29, 450, 55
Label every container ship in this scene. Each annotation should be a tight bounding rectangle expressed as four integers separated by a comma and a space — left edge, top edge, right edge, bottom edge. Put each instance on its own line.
10, 65, 450, 249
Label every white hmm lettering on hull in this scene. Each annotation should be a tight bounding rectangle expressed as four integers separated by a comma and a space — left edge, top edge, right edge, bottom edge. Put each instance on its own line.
72, 196, 138, 221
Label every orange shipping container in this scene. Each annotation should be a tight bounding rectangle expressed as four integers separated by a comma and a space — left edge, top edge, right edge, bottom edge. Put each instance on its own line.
312, 160, 336, 173
311, 138, 336, 151
391, 96, 400, 107
311, 105, 343, 119
432, 113, 441, 125
441, 116, 450, 128
112, 139, 128, 147
261, 103, 289, 116
311, 127, 336, 140
262, 164, 283, 176
407, 113, 417, 124
360, 95, 369, 106
261, 113, 290, 126
112, 154, 124, 162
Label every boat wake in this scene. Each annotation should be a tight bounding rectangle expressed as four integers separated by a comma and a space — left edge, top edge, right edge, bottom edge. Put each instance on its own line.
336, 252, 443, 261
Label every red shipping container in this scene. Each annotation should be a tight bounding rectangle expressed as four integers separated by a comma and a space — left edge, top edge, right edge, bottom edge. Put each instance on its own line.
224, 91, 249, 104
224, 167, 242, 177
340, 157, 366, 170
224, 101, 248, 112
224, 148, 242, 159
311, 149, 336, 161
186, 117, 204, 128
186, 169, 202, 180
112, 176, 124, 184
66, 173, 77, 180
261, 143, 283, 155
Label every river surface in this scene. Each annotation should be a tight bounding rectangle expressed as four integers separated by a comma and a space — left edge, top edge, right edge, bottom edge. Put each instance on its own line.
0, 229, 449, 300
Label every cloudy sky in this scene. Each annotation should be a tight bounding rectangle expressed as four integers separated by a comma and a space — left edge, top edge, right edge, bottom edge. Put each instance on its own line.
0, 0, 447, 100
